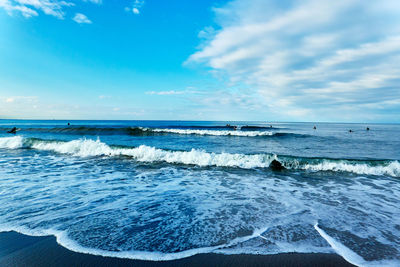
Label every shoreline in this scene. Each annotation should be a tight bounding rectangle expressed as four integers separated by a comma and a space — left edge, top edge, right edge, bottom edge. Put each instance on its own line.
0, 231, 355, 267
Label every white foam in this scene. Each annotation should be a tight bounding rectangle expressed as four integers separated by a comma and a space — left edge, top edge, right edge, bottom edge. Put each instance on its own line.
1, 136, 399, 177
152, 128, 274, 137
314, 223, 365, 267
30, 138, 275, 168
0, 136, 24, 149
295, 160, 400, 177
312, 224, 400, 267
0, 224, 270, 261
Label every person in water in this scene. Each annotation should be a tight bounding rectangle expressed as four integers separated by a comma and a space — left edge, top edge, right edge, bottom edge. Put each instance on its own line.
313, 126, 317, 130
7, 127, 17, 134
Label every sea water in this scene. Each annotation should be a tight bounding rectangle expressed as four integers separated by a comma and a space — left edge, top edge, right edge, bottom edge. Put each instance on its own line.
0, 120, 399, 266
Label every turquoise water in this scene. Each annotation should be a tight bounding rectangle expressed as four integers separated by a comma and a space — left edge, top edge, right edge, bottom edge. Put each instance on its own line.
0, 120, 399, 265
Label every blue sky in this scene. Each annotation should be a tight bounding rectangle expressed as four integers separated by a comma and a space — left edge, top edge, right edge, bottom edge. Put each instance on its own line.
0, 0, 400, 122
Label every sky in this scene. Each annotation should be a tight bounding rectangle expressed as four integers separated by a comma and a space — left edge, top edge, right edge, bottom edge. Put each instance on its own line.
0, 0, 400, 122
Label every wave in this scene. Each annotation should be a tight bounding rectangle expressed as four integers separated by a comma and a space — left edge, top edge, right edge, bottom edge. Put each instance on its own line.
151, 128, 275, 137
1, 136, 399, 177
0, 126, 286, 137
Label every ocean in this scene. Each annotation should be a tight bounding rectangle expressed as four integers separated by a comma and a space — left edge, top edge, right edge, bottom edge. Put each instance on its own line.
0, 120, 399, 266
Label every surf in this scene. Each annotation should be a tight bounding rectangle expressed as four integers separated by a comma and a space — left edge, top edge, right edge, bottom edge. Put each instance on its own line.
1, 136, 399, 177
1, 126, 296, 137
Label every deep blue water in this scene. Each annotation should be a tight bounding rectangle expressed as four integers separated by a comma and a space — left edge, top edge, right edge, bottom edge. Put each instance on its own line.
0, 120, 399, 265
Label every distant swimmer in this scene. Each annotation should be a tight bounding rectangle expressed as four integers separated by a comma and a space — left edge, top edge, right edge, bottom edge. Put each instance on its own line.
366, 127, 370, 131
270, 159, 285, 171
313, 126, 316, 130
67, 122, 70, 126
7, 127, 17, 134
349, 129, 353, 133
233, 126, 237, 130
270, 125, 273, 128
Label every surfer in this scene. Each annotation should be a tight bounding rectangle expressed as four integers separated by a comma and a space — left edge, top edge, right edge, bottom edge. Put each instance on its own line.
349, 129, 353, 133
313, 126, 316, 130
7, 127, 17, 134
366, 127, 370, 131
67, 122, 70, 126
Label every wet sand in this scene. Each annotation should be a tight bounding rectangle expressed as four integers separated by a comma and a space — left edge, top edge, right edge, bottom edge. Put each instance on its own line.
0, 231, 355, 267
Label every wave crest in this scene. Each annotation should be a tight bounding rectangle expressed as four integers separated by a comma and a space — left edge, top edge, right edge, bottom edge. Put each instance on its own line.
1, 136, 399, 177
151, 128, 274, 136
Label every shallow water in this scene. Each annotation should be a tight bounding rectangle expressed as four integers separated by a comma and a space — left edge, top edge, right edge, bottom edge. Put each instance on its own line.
0, 120, 399, 265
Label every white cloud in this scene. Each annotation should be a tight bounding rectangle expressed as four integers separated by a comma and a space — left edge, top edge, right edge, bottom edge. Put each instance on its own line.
0, 0, 39, 17
73, 12, 91, 24
0, 0, 103, 20
83, 0, 101, 4
146, 88, 202, 96
125, 0, 144, 15
189, 0, 400, 121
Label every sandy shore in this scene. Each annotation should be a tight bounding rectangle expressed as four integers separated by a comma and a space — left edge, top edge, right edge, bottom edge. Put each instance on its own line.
0, 231, 355, 267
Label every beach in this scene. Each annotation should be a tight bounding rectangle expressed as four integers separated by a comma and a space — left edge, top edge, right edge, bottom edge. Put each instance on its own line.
0, 120, 399, 266
0, 231, 354, 267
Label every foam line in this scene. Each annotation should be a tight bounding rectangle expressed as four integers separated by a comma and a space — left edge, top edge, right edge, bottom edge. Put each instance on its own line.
151, 128, 274, 137
0, 224, 269, 261
314, 223, 365, 267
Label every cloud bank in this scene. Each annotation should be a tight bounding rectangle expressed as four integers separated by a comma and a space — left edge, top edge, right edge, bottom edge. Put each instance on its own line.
189, 0, 400, 122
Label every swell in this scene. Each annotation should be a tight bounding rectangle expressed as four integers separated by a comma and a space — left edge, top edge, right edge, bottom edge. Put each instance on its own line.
1, 136, 399, 177
0, 126, 295, 137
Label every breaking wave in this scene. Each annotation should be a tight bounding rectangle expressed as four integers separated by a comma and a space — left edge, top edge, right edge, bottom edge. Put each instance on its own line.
151, 128, 274, 136
0, 126, 291, 137
1, 136, 399, 177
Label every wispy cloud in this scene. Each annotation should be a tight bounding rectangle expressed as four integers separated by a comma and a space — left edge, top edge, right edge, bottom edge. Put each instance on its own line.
1, 96, 38, 103
0, 0, 75, 18
0, 0, 100, 20
73, 12, 91, 24
188, 0, 400, 121
146, 89, 201, 96
83, 0, 101, 4
125, 0, 144, 15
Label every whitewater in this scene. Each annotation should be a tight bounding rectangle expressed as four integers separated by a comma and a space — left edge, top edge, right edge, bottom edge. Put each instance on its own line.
1, 120, 400, 265
1, 136, 399, 177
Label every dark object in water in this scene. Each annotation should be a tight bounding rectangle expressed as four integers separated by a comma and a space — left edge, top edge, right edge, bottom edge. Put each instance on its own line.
270, 159, 285, 171
366, 127, 370, 131
68, 123, 70, 126
7, 127, 17, 134
226, 124, 237, 130
313, 126, 316, 130
349, 130, 353, 133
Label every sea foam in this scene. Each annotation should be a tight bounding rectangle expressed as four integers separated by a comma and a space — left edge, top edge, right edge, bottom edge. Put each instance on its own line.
1, 136, 399, 177
0, 136, 24, 149
151, 128, 274, 137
